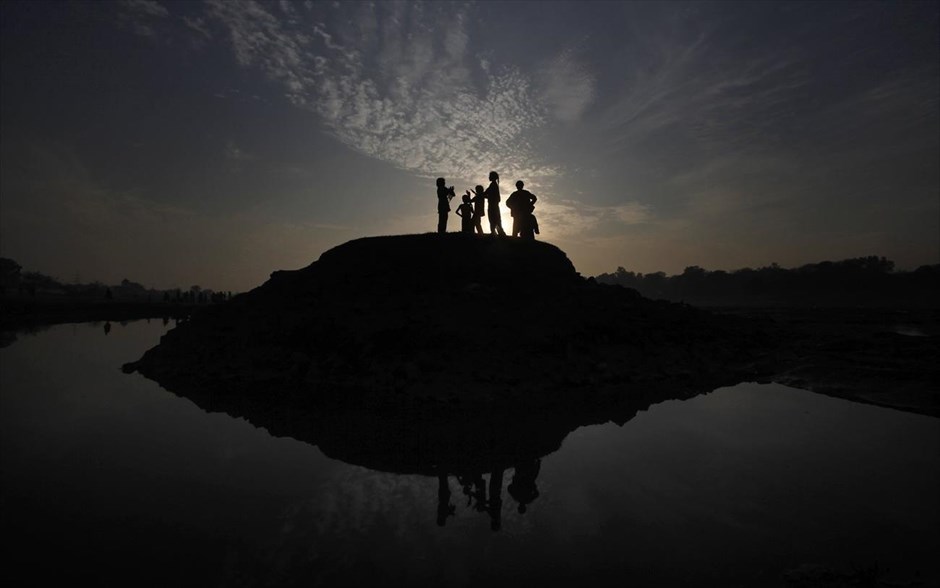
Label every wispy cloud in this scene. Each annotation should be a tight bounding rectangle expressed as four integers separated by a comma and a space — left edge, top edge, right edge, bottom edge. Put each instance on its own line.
539, 48, 597, 123
119, 0, 169, 38
123, 0, 168, 19
182, 15, 212, 40
536, 199, 651, 242
599, 20, 811, 153
119, 0, 213, 47
806, 67, 940, 156
224, 140, 251, 161
202, 1, 569, 184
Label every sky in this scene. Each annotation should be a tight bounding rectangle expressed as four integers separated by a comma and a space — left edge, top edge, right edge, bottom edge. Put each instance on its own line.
1, 0, 938, 292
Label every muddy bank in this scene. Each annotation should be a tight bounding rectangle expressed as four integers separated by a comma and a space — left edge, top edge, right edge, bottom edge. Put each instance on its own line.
727, 307, 940, 417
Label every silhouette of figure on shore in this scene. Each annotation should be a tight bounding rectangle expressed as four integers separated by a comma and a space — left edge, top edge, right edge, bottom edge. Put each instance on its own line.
437, 474, 456, 526
508, 459, 541, 514
506, 180, 538, 239
436, 177, 456, 233
455, 193, 475, 234
467, 185, 486, 235
103, 321, 111, 336
484, 171, 506, 236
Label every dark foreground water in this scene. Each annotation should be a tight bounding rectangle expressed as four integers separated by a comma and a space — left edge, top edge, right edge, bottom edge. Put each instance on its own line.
1, 321, 938, 587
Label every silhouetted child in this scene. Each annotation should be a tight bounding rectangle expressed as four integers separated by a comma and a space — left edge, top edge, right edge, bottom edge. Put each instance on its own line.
484, 171, 506, 236
435, 177, 456, 233
455, 193, 475, 233
468, 185, 486, 235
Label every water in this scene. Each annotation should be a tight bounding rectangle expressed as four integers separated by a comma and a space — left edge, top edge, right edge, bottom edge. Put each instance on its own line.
2, 321, 938, 587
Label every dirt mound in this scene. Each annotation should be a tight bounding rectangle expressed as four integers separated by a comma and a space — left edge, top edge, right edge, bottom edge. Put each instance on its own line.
125, 234, 775, 417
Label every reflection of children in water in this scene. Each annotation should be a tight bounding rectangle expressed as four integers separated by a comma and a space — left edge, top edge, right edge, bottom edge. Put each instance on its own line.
436, 475, 456, 526
508, 459, 541, 514
488, 468, 504, 531
438, 462, 542, 530
457, 472, 488, 513
444, 468, 510, 531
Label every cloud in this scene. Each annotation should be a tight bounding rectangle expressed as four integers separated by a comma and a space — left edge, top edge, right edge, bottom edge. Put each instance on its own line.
119, 0, 218, 48
809, 67, 940, 152
202, 1, 575, 185
600, 27, 811, 154
119, 0, 169, 38
182, 15, 213, 40
224, 141, 251, 161
539, 48, 597, 123
536, 199, 651, 241
123, 0, 169, 19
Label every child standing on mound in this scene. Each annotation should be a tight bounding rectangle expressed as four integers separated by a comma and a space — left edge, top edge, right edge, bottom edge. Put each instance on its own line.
436, 177, 455, 233
467, 185, 486, 235
484, 171, 506, 236
455, 193, 475, 234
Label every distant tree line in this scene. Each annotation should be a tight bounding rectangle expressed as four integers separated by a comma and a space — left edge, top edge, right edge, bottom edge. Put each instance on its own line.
593, 256, 940, 307
0, 257, 235, 304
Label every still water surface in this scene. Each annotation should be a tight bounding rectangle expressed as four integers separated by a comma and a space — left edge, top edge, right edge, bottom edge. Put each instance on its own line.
1, 321, 938, 587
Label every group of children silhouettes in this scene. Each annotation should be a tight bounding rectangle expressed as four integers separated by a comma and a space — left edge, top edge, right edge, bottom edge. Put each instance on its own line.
436, 171, 539, 239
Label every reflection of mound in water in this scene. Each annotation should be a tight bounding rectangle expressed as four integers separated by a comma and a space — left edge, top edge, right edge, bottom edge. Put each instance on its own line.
508, 459, 541, 514
159, 362, 729, 531
171, 378, 667, 476
144, 303, 742, 475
